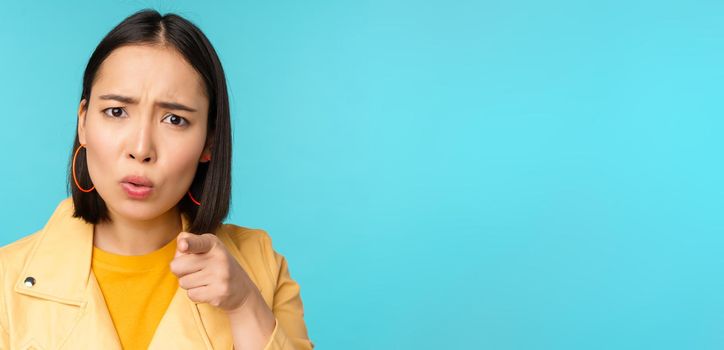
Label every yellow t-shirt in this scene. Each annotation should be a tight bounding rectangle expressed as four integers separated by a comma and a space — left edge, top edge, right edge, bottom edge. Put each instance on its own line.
91, 237, 179, 350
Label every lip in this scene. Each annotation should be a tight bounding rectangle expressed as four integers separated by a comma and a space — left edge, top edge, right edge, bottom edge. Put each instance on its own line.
121, 175, 154, 187
120, 175, 154, 199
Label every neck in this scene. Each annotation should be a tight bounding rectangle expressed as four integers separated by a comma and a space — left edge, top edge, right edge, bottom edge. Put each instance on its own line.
93, 206, 182, 255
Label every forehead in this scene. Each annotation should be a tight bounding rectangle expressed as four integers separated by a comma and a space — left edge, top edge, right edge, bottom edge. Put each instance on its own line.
92, 45, 208, 106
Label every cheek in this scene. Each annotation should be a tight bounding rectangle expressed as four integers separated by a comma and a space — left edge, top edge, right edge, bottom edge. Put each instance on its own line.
84, 127, 119, 181
162, 140, 205, 188
168, 150, 200, 177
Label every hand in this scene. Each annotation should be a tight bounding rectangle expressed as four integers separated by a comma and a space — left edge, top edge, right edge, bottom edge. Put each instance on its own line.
170, 232, 257, 312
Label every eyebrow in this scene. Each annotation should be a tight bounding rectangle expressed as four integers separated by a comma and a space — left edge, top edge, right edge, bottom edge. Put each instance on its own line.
98, 94, 198, 113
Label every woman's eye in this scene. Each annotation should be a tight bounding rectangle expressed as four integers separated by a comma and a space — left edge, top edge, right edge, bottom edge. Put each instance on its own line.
162, 114, 189, 127
102, 107, 126, 118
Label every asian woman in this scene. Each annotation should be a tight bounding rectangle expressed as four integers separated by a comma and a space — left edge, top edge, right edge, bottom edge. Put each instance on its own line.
0, 9, 313, 350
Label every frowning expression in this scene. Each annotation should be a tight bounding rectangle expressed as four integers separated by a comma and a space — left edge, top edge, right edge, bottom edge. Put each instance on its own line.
77, 44, 211, 221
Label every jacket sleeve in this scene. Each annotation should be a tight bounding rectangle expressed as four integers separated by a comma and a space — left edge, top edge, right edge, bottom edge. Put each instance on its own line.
260, 233, 314, 350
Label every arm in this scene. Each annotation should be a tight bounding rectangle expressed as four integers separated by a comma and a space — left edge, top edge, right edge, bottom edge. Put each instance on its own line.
226, 290, 277, 350
221, 231, 314, 350
262, 247, 314, 350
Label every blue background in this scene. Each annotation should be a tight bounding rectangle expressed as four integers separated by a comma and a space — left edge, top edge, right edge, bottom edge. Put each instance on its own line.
2, 1, 723, 349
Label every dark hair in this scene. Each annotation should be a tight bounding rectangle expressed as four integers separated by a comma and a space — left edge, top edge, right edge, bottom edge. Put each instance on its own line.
68, 9, 232, 234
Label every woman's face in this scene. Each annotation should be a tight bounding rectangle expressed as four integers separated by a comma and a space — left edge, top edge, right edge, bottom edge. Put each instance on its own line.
77, 44, 211, 222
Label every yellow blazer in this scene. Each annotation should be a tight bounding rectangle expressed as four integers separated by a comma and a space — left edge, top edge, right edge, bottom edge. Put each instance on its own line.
0, 197, 314, 349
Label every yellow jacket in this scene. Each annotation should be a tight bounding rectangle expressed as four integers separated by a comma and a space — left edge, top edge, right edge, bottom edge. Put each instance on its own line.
0, 198, 314, 349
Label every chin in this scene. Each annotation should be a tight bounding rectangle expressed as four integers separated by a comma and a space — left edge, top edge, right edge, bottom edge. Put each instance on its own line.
111, 196, 168, 222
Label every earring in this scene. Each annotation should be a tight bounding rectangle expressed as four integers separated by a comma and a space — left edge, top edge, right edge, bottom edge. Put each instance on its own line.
187, 190, 201, 206
72, 144, 95, 193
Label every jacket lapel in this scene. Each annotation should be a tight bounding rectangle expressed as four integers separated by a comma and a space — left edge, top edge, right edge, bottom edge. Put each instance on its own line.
13, 198, 122, 349
147, 287, 215, 349
14, 198, 93, 305
85, 272, 124, 349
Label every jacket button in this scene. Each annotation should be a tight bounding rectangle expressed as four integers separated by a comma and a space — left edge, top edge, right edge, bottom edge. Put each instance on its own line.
23, 277, 35, 287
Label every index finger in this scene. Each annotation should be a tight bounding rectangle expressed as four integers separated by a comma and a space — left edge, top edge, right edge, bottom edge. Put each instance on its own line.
177, 232, 216, 254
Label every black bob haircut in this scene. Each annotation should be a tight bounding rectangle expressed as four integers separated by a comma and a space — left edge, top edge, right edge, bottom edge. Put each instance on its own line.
68, 9, 232, 234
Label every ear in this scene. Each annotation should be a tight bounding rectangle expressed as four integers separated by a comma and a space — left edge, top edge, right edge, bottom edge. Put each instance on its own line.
199, 140, 213, 163
77, 99, 88, 145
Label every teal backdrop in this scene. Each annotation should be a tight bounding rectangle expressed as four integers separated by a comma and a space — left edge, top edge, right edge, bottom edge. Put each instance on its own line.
1, 1, 723, 349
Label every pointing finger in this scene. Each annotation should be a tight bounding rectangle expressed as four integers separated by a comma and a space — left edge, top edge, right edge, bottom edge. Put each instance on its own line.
177, 232, 216, 255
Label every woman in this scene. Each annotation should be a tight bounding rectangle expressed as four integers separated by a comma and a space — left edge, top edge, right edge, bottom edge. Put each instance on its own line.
0, 9, 313, 350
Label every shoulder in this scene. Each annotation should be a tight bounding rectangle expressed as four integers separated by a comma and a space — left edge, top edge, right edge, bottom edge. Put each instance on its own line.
0, 230, 42, 273
216, 223, 273, 247
215, 223, 276, 259
0, 197, 73, 270
0, 230, 42, 328
214, 224, 284, 299
214, 223, 280, 271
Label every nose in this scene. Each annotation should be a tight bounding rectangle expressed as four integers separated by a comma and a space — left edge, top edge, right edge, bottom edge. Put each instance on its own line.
126, 119, 156, 163
129, 152, 153, 163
